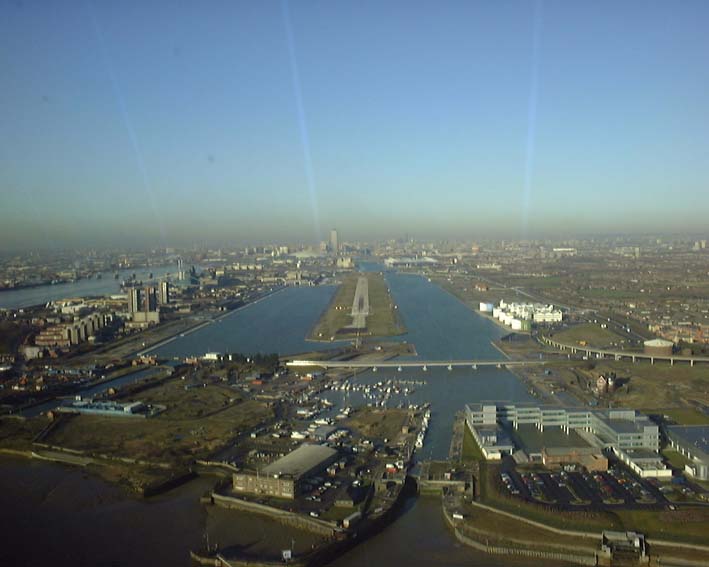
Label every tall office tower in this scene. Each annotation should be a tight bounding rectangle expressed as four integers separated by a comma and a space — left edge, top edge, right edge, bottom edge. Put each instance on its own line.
145, 287, 158, 312
177, 257, 185, 281
159, 281, 170, 304
330, 229, 339, 255
128, 288, 142, 314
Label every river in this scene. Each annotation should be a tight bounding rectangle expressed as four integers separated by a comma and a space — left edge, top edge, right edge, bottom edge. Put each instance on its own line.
149, 285, 340, 358
0, 269, 549, 566
0, 264, 178, 309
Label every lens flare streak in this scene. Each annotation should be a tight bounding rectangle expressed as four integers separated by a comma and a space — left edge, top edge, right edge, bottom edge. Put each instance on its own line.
282, 0, 321, 242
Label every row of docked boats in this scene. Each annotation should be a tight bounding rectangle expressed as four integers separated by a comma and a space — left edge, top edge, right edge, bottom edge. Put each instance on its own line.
415, 408, 431, 449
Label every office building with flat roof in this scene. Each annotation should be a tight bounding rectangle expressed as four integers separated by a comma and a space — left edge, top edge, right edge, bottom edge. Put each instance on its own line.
465, 403, 669, 477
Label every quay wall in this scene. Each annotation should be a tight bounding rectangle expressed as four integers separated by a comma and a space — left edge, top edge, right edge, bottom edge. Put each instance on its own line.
142, 470, 196, 497
194, 459, 239, 475
190, 550, 305, 567
211, 493, 338, 537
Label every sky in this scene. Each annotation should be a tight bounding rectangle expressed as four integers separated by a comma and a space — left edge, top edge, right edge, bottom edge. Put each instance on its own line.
1, 0, 708, 249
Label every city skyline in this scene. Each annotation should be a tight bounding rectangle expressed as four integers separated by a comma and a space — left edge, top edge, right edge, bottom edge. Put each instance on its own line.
2, 0, 709, 249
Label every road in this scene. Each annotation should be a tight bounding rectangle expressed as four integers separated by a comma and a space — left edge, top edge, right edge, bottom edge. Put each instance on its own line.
541, 335, 709, 366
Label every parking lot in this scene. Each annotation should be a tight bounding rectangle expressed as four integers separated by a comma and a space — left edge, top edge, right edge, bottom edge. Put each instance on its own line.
499, 461, 667, 511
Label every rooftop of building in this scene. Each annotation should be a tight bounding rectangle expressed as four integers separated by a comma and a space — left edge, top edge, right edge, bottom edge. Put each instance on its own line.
472, 424, 514, 447
644, 338, 674, 347
596, 415, 649, 434
666, 425, 709, 457
261, 443, 337, 479
620, 448, 664, 462
468, 403, 653, 422
542, 446, 603, 456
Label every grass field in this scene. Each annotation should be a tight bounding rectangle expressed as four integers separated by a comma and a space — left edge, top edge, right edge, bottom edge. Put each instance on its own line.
365, 272, 406, 336
662, 448, 692, 469
506, 276, 565, 291
461, 426, 484, 461
0, 417, 46, 450
462, 501, 709, 562
591, 360, 709, 409
552, 323, 629, 349
495, 335, 558, 357
460, 506, 598, 552
646, 407, 709, 425
613, 508, 709, 544
309, 274, 359, 340
432, 276, 512, 307
44, 379, 272, 470
308, 272, 405, 339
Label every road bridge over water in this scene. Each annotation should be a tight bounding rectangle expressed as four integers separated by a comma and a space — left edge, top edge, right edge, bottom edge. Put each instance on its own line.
286, 359, 546, 370
541, 335, 709, 366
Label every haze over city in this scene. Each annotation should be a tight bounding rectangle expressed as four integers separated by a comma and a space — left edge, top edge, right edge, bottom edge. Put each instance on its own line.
2, 0, 709, 249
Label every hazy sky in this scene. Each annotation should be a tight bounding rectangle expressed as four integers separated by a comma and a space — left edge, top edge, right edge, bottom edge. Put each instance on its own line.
2, 1, 708, 249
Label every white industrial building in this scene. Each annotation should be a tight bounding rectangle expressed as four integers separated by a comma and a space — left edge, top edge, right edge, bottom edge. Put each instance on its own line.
479, 302, 494, 313
490, 300, 562, 330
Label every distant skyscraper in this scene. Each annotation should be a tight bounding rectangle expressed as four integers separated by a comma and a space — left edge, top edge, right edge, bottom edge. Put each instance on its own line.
177, 257, 185, 281
128, 286, 160, 324
330, 229, 339, 255
159, 281, 170, 304
145, 287, 158, 312
128, 288, 141, 314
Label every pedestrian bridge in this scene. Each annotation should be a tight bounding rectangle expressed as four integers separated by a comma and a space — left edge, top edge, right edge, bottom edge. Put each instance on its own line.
286, 359, 546, 370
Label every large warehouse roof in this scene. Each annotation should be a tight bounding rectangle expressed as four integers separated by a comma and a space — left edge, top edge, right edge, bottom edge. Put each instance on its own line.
262, 443, 337, 479
666, 425, 709, 457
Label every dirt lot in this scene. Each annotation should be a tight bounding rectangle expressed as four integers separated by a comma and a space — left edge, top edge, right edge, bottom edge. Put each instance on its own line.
345, 407, 410, 443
